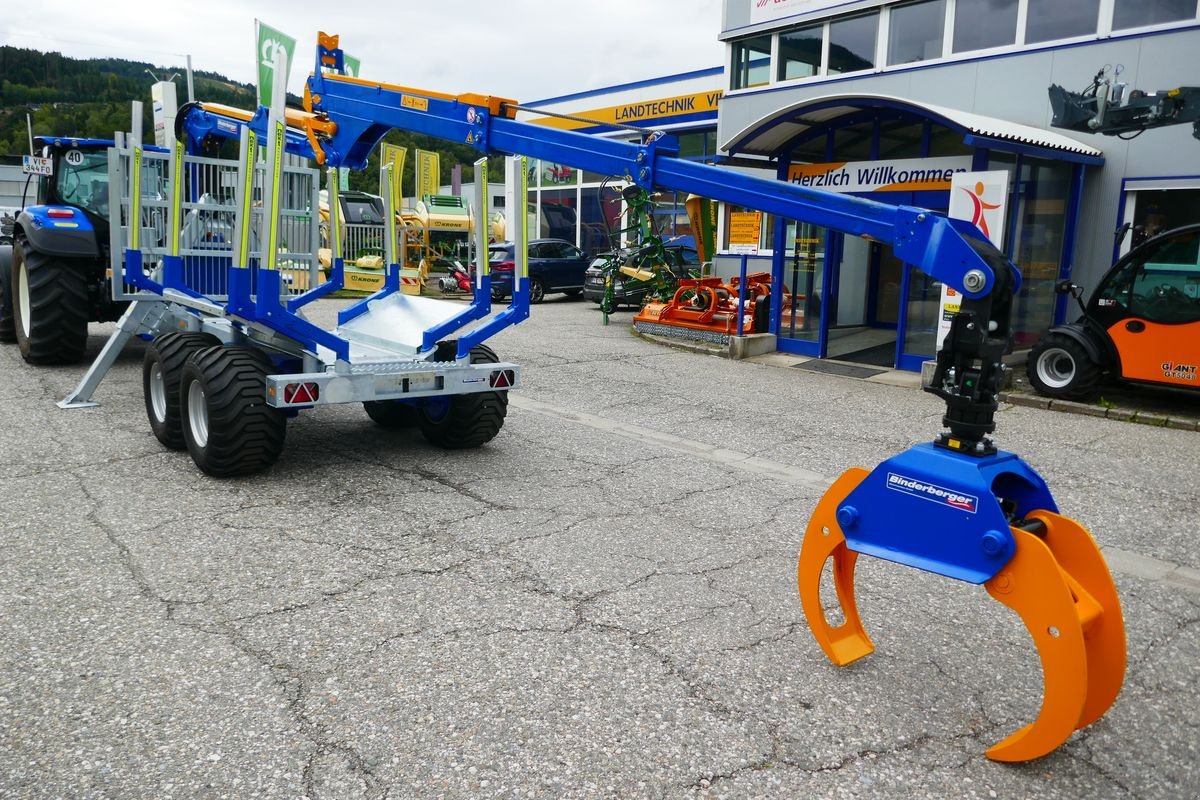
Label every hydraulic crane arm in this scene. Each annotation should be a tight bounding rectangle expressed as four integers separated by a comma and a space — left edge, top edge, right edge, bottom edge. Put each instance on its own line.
1049, 68, 1200, 140
299, 33, 1017, 453
175, 100, 335, 161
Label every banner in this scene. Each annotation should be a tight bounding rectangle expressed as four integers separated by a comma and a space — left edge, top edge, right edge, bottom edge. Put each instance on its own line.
415, 149, 440, 199
380, 144, 407, 209
789, 156, 973, 194
529, 90, 723, 131
255, 19, 296, 108
939, 171, 1010, 349
343, 53, 361, 78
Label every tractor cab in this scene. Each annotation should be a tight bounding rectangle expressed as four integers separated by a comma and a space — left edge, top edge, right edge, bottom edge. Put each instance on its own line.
31, 137, 117, 229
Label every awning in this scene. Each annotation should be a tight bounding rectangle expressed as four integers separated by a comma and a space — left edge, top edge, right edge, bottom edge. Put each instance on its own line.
723, 93, 1104, 164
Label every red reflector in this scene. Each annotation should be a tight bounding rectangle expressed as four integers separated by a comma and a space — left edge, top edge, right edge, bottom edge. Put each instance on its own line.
284, 382, 319, 404
492, 261, 515, 272
489, 369, 514, 389
47, 208, 75, 218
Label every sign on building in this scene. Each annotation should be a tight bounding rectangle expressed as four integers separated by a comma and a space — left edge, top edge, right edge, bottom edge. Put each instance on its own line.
940, 171, 1010, 349
789, 157, 973, 194
729, 211, 762, 254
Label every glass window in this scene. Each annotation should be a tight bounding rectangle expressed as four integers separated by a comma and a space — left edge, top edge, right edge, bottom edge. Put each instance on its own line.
56, 149, 111, 218
1129, 230, 1200, 323
835, 121, 875, 160
1011, 159, 1072, 346
1025, 0, 1099, 44
778, 24, 823, 81
887, 0, 945, 65
878, 120, 925, 158
953, 0, 1018, 52
732, 35, 772, 89
540, 191, 577, 243
829, 13, 878, 75
1113, 0, 1196, 30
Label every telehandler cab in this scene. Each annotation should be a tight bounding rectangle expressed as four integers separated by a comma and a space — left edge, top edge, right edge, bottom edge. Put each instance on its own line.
1028, 224, 1200, 397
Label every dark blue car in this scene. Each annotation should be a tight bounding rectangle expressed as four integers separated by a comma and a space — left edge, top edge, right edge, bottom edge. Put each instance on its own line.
485, 238, 589, 303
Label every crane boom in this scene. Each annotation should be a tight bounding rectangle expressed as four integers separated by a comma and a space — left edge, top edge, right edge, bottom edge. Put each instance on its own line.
296, 33, 1018, 454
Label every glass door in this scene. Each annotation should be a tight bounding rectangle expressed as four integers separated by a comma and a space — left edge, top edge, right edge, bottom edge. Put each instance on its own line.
778, 220, 830, 356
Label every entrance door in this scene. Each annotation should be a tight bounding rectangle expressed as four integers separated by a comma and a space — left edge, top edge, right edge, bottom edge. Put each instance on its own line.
778, 221, 829, 356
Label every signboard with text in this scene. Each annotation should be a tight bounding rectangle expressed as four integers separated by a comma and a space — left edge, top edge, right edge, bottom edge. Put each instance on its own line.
789, 156, 973, 194
729, 211, 762, 254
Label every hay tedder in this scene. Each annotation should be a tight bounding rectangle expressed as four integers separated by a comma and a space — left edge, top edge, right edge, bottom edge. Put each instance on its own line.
49, 32, 1122, 760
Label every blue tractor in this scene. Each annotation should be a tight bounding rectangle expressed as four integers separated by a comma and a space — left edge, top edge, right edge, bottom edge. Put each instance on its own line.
0, 137, 144, 364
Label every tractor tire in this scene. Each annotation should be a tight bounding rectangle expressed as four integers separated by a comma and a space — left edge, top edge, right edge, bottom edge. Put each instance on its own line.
0, 245, 14, 343
144, 331, 222, 450
180, 346, 287, 477
418, 343, 508, 449
11, 236, 89, 364
363, 399, 419, 428
1026, 333, 1102, 399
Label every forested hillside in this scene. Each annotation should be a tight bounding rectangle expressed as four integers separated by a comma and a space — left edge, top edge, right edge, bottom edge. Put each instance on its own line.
0, 46, 499, 191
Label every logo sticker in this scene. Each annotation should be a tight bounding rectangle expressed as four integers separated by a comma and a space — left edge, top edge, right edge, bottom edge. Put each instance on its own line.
1162, 362, 1197, 381
886, 473, 978, 513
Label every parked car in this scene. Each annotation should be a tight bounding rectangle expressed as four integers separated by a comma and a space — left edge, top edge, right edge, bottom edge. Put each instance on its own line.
486, 238, 588, 303
583, 244, 700, 309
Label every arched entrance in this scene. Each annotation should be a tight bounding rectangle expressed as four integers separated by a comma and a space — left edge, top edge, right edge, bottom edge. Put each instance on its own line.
723, 94, 1103, 370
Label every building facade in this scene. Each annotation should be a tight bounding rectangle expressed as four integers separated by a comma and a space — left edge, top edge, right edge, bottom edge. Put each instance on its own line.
718, 0, 1200, 367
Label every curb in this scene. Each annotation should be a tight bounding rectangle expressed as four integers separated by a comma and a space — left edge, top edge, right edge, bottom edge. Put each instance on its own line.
999, 391, 1200, 431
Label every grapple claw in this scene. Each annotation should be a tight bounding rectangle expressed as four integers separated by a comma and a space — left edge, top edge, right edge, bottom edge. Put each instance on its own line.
797, 445, 1126, 763
798, 468, 874, 666
984, 512, 1125, 762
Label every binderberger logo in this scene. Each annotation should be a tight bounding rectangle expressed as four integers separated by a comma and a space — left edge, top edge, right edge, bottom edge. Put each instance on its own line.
886, 473, 978, 513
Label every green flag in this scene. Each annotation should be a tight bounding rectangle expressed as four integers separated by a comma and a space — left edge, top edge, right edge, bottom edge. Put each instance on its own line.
255, 19, 296, 107
343, 53, 361, 78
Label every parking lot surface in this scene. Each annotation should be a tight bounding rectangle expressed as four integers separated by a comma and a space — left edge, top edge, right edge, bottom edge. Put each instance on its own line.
1, 296, 1196, 799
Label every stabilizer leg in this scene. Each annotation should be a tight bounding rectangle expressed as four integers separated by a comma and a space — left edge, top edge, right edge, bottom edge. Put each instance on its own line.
798, 468, 874, 666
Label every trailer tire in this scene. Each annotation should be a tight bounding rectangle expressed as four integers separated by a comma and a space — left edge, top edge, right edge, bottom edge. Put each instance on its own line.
144, 331, 222, 450
0, 245, 14, 343
1026, 333, 1101, 399
418, 344, 508, 449
363, 399, 419, 428
12, 236, 89, 364
180, 346, 287, 477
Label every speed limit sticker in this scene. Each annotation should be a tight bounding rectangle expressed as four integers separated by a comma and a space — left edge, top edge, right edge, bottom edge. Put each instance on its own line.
64, 149, 85, 166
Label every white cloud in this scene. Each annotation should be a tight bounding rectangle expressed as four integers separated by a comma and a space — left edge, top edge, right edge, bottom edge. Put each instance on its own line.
0, 0, 725, 102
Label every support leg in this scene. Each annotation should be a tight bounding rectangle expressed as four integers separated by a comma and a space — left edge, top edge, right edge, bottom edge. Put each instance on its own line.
58, 301, 166, 409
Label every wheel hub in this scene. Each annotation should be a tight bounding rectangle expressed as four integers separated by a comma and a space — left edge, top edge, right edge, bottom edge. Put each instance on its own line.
16, 263, 30, 339
1036, 347, 1076, 390
187, 381, 209, 447
149, 363, 167, 423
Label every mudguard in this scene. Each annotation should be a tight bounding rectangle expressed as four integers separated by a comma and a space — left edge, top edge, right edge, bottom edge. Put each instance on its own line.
17, 208, 100, 258
1042, 322, 1115, 370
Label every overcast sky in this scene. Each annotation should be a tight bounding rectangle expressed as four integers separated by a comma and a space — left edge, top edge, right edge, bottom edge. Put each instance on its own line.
1, 0, 727, 102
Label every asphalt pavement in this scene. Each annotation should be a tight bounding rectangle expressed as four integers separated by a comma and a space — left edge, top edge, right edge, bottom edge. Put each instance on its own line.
0, 295, 1196, 799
